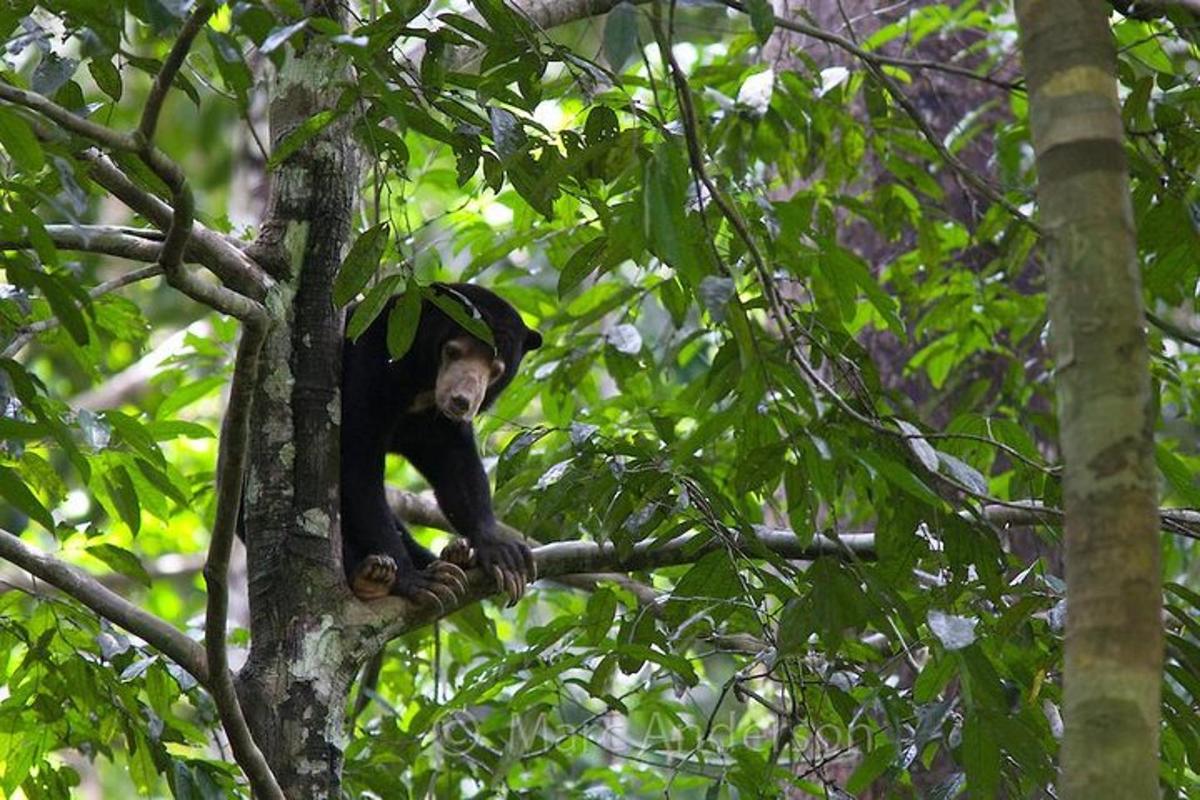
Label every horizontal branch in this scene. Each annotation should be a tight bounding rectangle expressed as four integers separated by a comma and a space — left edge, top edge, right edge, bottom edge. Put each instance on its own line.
0, 551, 206, 595
0, 81, 136, 152
351, 514, 870, 646
389, 489, 659, 603
0, 528, 209, 685
0, 224, 165, 263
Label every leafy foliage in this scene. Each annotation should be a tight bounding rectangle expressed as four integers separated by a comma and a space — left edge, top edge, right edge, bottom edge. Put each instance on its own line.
0, 0, 1198, 798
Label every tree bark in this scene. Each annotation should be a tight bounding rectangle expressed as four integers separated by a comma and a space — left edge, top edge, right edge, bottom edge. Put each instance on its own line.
1015, 3, 1162, 798
234, 2, 365, 796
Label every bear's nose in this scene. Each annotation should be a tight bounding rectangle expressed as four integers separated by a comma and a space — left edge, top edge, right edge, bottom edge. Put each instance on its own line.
449, 394, 471, 415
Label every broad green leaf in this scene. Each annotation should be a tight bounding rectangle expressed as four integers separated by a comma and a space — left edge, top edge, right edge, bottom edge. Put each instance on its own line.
603, 3, 638, 73
88, 56, 123, 101
268, 109, 340, 169
86, 543, 151, 587
0, 107, 45, 173
333, 223, 391, 306
961, 712, 1000, 798
424, 286, 494, 345
104, 466, 141, 534
386, 281, 423, 360
347, 274, 404, 340
557, 236, 608, 297
745, 0, 775, 44
0, 465, 54, 532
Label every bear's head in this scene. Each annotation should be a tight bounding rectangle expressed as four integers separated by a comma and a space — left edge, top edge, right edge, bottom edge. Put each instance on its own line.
427, 282, 541, 422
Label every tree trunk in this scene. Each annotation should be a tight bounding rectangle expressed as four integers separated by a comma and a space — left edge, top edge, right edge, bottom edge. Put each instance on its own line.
1015, 3, 1162, 798
234, 2, 365, 796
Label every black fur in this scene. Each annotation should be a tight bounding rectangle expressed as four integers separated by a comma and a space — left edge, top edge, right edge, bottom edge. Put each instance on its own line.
340, 283, 541, 597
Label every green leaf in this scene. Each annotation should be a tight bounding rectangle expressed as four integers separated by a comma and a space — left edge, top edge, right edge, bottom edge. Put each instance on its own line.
613, 644, 698, 685
260, 18, 309, 54
143, 420, 215, 440
347, 274, 404, 340
267, 109, 340, 169
603, 3, 638, 73
155, 375, 224, 420
333, 223, 391, 306
0, 465, 55, 532
134, 458, 190, 507
105, 410, 166, 466
86, 543, 151, 587
88, 56, 123, 101
847, 742, 896, 795
557, 236, 608, 297
104, 466, 141, 534
424, 287, 494, 345
33, 269, 89, 345
745, 0, 775, 44
643, 140, 697, 281
1157, 444, 1200, 506
0, 107, 45, 173
386, 281, 423, 360
961, 712, 1000, 798
664, 550, 741, 626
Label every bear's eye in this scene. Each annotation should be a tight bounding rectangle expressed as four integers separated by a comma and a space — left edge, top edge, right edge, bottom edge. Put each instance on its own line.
443, 341, 465, 361
489, 360, 506, 382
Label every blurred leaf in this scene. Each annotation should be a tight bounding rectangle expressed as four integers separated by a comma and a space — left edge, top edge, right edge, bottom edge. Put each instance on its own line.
0, 465, 54, 532
86, 543, 151, 587
0, 108, 45, 173
603, 3, 638, 73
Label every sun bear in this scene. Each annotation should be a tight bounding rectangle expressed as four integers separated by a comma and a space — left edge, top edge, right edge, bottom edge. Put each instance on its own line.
340, 282, 541, 606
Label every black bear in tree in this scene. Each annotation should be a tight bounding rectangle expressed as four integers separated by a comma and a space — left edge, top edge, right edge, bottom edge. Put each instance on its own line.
340, 282, 541, 606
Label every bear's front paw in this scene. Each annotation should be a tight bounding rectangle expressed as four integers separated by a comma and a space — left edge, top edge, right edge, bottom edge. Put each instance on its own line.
392, 561, 469, 613
351, 554, 397, 601
474, 536, 536, 607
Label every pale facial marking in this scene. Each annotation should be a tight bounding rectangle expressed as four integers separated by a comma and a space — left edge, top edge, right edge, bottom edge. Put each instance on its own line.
435, 337, 505, 421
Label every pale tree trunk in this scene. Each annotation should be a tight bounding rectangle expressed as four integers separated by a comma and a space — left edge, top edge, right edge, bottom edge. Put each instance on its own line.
234, 2, 366, 795
1016, 2, 1162, 798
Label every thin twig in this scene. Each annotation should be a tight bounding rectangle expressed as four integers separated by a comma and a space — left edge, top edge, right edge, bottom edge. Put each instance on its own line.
717, 0, 1038, 233
1, 264, 164, 358
139, 3, 215, 143
1147, 310, 1200, 349
725, 0, 1021, 91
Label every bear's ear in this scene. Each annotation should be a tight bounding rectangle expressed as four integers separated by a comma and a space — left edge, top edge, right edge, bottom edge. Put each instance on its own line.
525, 329, 543, 351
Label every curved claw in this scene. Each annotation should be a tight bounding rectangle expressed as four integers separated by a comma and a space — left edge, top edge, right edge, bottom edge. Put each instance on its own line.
413, 588, 445, 614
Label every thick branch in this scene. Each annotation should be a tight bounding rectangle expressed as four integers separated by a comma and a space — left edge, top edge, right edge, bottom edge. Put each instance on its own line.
77, 151, 268, 299
0, 528, 209, 684
388, 489, 658, 602
0, 82, 136, 151
10, 75, 270, 301
1, 225, 162, 263
352, 525, 871, 646
204, 319, 283, 800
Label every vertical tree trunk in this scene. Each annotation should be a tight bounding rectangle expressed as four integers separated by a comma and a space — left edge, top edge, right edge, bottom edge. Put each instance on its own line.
1015, 3, 1162, 798
234, 2, 364, 796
